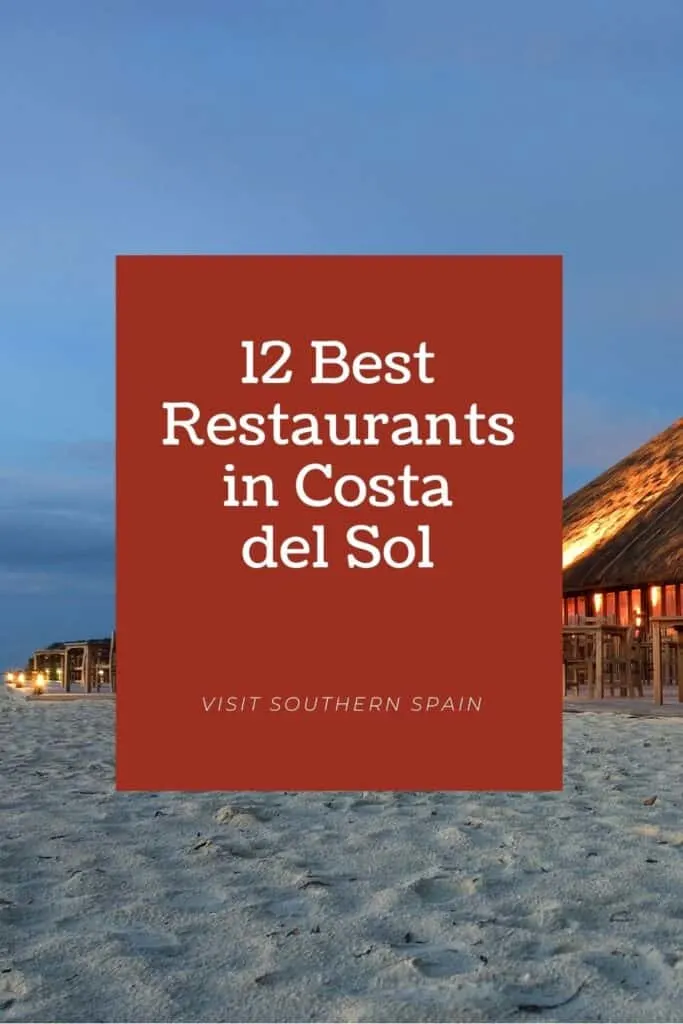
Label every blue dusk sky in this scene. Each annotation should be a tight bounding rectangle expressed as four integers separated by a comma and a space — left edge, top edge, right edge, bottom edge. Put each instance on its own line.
1, 0, 681, 665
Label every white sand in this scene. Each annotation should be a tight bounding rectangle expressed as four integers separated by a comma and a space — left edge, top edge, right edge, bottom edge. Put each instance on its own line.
3, 691, 683, 1023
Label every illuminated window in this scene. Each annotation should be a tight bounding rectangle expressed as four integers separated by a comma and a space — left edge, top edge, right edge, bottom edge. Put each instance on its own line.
630, 589, 642, 625
605, 592, 616, 622
618, 591, 629, 625
664, 585, 677, 615
650, 585, 662, 616
593, 593, 603, 615
577, 596, 587, 619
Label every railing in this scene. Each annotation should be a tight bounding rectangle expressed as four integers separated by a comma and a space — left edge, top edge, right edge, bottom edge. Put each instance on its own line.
563, 618, 683, 701
566, 614, 618, 626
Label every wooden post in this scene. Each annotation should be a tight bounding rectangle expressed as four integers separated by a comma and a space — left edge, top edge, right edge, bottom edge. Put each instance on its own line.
109, 631, 116, 694
83, 645, 90, 693
64, 648, 70, 693
625, 628, 633, 697
584, 643, 595, 698
652, 620, 663, 705
677, 629, 683, 704
595, 626, 604, 699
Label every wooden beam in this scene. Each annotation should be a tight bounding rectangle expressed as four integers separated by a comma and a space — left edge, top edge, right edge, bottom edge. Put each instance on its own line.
595, 627, 604, 699
652, 619, 663, 705
109, 630, 116, 694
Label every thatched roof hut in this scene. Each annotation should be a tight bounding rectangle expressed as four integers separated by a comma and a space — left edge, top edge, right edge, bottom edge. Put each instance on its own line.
562, 418, 682, 624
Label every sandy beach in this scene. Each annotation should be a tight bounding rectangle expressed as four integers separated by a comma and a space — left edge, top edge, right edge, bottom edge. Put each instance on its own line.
3, 690, 683, 1023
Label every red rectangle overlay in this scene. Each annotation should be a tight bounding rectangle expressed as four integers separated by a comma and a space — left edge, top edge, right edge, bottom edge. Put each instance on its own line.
116, 255, 563, 791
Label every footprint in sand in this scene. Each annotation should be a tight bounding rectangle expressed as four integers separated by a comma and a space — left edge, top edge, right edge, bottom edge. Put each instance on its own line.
109, 928, 182, 956
413, 875, 479, 905
228, 840, 271, 860
411, 948, 480, 978
0, 899, 53, 930
349, 796, 388, 811
214, 804, 273, 826
498, 970, 589, 1012
583, 949, 665, 992
254, 969, 288, 987
262, 896, 310, 918
0, 966, 29, 1012
166, 890, 226, 913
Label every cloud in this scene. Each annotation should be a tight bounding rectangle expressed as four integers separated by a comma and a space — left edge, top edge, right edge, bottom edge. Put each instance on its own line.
0, 587, 113, 667
0, 512, 113, 574
372, 1, 683, 75
0, 462, 114, 664
0, 466, 112, 508
0, 466, 113, 597
51, 439, 114, 470
0, 568, 112, 597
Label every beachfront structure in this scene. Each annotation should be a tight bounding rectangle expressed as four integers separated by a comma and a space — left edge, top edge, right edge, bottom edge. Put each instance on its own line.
562, 418, 683, 628
29, 633, 116, 693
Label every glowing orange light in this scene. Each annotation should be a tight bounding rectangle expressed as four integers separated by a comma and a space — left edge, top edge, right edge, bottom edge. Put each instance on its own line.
563, 436, 681, 572
593, 593, 603, 613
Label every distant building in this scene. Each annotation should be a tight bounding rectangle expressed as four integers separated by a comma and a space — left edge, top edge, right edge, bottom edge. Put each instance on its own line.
562, 418, 682, 627
28, 633, 116, 692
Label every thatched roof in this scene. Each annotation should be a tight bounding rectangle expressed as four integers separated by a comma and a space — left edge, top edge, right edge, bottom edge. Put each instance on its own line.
563, 418, 683, 592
